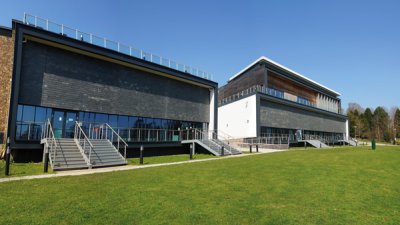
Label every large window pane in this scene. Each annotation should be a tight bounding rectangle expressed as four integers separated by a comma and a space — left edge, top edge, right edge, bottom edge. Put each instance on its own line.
78, 112, 85, 122
95, 113, 108, 124
17, 105, 23, 122
154, 119, 162, 129
129, 116, 138, 128
118, 116, 129, 128
136, 117, 145, 128
108, 115, 118, 128
34, 107, 47, 123
22, 105, 35, 122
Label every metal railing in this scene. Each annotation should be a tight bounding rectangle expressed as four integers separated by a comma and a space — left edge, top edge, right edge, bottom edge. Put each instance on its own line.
88, 123, 128, 159
242, 135, 290, 146
303, 134, 344, 144
110, 128, 189, 143
41, 119, 57, 167
15, 121, 44, 141
219, 84, 341, 114
74, 121, 94, 167
23, 13, 213, 81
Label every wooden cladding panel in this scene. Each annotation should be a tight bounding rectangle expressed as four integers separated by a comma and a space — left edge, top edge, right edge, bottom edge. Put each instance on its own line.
267, 71, 317, 103
219, 66, 264, 101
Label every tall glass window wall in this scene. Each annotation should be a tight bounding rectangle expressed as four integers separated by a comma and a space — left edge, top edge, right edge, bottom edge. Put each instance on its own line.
260, 126, 344, 142
15, 104, 203, 142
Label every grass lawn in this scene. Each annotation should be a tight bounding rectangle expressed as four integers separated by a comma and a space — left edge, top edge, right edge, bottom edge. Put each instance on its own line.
127, 153, 216, 165
0, 153, 214, 178
0, 161, 48, 178
0, 146, 399, 225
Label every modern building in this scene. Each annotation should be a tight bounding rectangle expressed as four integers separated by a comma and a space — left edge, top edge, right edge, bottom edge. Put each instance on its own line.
218, 56, 349, 148
0, 14, 237, 168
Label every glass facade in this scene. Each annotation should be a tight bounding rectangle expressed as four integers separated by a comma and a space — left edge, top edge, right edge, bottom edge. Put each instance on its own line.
297, 96, 312, 106
15, 104, 204, 142
260, 126, 344, 142
15, 105, 52, 140
267, 87, 284, 99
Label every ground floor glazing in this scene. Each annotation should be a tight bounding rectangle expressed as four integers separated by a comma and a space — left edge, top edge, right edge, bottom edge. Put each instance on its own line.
15, 104, 204, 142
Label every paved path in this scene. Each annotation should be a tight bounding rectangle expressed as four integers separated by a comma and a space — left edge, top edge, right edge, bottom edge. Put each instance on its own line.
0, 150, 286, 183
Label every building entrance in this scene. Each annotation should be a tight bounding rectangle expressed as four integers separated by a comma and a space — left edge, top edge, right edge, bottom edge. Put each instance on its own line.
52, 110, 77, 138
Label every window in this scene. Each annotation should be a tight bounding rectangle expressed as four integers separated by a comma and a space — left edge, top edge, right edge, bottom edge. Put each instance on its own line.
129, 116, 138, 128
95, 113, 108, 124
108, 115, 118, 128
297, 97, 311, 106
268, 88, 284, 99
16, 105, 52, 140
118, 116, 129, 128
22, 105, 35, 122
34, 107, 47, 123
15, 104, 205, 142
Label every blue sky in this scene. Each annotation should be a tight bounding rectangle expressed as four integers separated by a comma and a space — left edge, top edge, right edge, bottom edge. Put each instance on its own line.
1, 0, 399, 110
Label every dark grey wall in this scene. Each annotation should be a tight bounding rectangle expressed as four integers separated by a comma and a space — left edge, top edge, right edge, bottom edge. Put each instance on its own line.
259, 99, 346, 133
18, 41, 210, 122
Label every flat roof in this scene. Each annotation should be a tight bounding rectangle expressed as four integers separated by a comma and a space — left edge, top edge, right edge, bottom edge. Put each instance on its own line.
229, 56, 341, 96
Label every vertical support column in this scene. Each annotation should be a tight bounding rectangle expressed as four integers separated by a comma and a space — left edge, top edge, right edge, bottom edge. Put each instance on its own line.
4, 137, 11, 176
209, 88, 216, 138
44, 145, 49, 173
190, 143, 193, 160
139, 145, 144, 165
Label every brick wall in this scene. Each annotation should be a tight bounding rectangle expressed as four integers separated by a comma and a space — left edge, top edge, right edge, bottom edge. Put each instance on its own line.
0, 31, 14, 144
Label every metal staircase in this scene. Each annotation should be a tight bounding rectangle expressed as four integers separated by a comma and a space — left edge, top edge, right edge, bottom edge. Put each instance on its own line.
298, 139, 329, 148
182, 129, 242, 156
41, 120, 127, 171
44, 138, 89, 170
88, 139, 127, 167
340, 138, 358, 146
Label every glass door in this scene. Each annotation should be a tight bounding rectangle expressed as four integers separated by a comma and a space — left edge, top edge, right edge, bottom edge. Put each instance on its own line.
65, 112, 77, 138
52, 111, 64, 138
52, 110, 77, 138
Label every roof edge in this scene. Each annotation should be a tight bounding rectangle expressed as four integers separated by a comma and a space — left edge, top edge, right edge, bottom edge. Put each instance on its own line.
229, 56, 341, 96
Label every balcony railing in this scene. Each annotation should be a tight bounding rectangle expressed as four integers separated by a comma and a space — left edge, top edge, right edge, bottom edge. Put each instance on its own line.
218, 84, 342, 114
23, 13, 213, 81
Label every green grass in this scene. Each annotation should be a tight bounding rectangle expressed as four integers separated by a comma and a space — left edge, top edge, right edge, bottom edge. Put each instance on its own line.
0, 153, 213, 178
0, 161, 49, 178
0, 146, 399, 225
127, 153, 215, 165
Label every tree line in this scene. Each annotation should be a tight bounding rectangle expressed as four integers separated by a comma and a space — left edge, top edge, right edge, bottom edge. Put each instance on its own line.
347, 103, 400, 142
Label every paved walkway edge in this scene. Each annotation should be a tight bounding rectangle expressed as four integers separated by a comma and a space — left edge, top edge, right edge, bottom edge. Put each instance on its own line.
0, 150, 287, 183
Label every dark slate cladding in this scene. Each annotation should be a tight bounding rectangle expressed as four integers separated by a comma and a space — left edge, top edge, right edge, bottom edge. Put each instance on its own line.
259, 99, 346, 133
19, 41, 210, 122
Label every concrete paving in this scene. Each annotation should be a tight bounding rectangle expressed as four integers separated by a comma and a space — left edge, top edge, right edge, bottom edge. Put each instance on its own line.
0, 150, 287, 183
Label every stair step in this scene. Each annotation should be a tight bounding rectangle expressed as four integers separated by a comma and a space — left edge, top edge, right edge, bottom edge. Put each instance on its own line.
48, 138, 126, 170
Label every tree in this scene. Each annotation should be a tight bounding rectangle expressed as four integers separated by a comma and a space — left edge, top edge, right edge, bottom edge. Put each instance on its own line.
362, 108, 373, 139
394, 108, 400, 138
347, 107, 362, 138
372, 107, 389, 141
347, 103, 364, 114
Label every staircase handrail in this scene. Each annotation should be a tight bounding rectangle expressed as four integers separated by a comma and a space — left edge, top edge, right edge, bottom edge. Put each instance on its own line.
215, 130, 235, 141
189, 129, 235, 154
103, 123, 128, 159
74, 121, 94, 166
209, 130, 236, 153
41, 119, 58, 166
